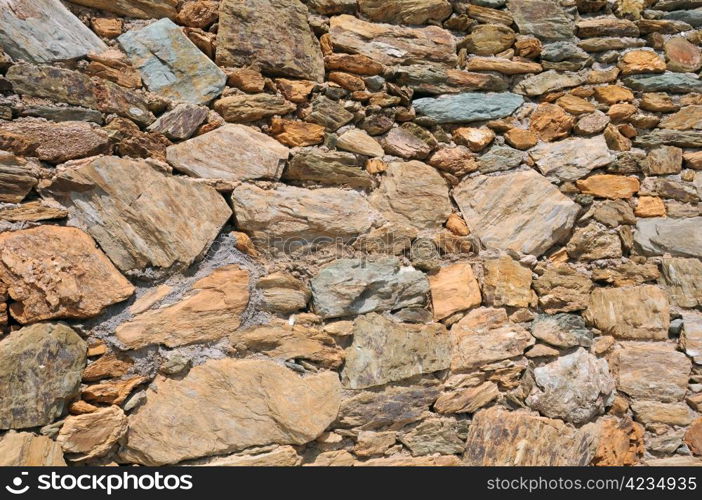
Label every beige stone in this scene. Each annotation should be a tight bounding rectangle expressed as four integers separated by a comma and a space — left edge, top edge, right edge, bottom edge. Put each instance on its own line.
635, 196, 666, 217
271, 118, 326, 147
482, 255, 534, 308
336, 128, 384, 157
429, 263, 481, 320
116, 265, 249, 349
594, 85, 634, 104
576, 174, 640, 199
0, 431, 66, 466
453, 127, 495, 152
504, 128, 538, 150
57, 406, 128, 462
618, 50, 666, 75
529, 103, 575, 142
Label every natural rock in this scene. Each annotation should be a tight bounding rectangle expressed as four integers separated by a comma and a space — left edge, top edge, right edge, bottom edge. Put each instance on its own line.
66, 0, 177, 18
530, 135, 613, 181
508, 0, 574, 41
0, 226, 133, 323
0, 323, 86, 429
453, 170, 579, 256
57, 406, 128, 462
533, 264, 593, 313
0, 150, 40, 203
631, 401, 694, 426
304, 95, 354, 131
514, 70, 584, 96
337, 128, 384, 157
634, 217, 702, 258
665, 37, 702, 73
661, 257, 702, 308
285, 150, 373, 189
167, 124, 289, 182
618, 50, 666, 75
311, 257, 428, 319
357, 0, 452, 25
482, 255, 534, 308
0, 431, 66, 466
529, 103, 575, 142
271, 119, 325, 147
41, 157, 231, 275
428, 263, 481, 320
341, 313, 450, 389
121, 358, 341, 465
116, 265, 249, 349
623, 73, 702, 93
232, 184, 375, 248
532, 313, 592, 348
681, 311, 702, 365
395, 64, 508, 94
576, 174, 640, 199
217, 0, 325, 82
460, 24, 515, 56
399, 418, 466, 457
256, 272, 310, 314
214, 94, 296, 123
148, 103, 209, 141
413, 92, 523, 124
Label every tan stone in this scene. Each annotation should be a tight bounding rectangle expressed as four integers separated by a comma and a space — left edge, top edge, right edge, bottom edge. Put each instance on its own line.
226, 67, 266, 93
121, 358, 341, 465
83, 353, 132, 382
69, 401, 98, 415
57, 406, 128, 462
328, 71, 365, 91
359, 455, 461, 466
529, 103, 575, 142
533, 263, 594, 313
594, 85, 634, 104
618, 50, 667, 75
482, 255, 535, 308
271, 118, 325, 147
686, 418, 702, 456
635, 196, 666, 217
85, 58, 141, 89
576, 174, 640, 199
353, 430, 396, 457
584, 285, 669, 340
231, 322, 343, 369
116, 265, 249, 349
446, 213, 469, 236
428, 146, 478, 177
0, 431, 66, 466
453, 127, 495, 152
0, 201, 67, 222
557, 94, 596, 114
608, 103, 637, 121
603, 123, 632, 151
324, 54, 384, 76
631, 401, 695, 426
275, 78, 316, 104
191, 445, 301, 466
641, 92, 679, 113
214, 93, 296, 123
358, 0, 452, 24
82, 377, 146, 406
434, 381, 499, 414
336, 128, 384, 157
666, 37, 702, 73
91, 18, 123, 38
659, 105, 702, 130
0, 226, 133, 324
465, 56, 542, 75
461, 24, 515, 56
590, 417, 644, 466
504, 128, 538, 150
429, 263, 481, 320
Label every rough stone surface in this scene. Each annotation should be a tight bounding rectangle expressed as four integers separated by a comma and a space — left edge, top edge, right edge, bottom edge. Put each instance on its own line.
0, 431, 66, 466
429, 262, 482, 320
57, 406, 128, 461
530, 135, 614, 181
634, 217, 702, 258
413, 92, 524, 124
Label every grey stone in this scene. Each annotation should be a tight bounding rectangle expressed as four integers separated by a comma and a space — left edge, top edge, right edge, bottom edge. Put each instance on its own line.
508, 0, 574, 41
20, 105, 103, 124
395, 64, 508, 95
478, 145, 525, 173
526, 348, 615, 425
0, 323, 86, 430
119, 19, 225, 105
0, 150, 39, 203
634, 217, 702, 258
341, 313, 450, 389
284, 149, 373, 189
635, 129, 702, 148
148, 104, 208, 141
305, 96, 354, 131
531, 314, 593, 348
311, 257, 429, 319
399, 418, 467, 457
514, 70, 585, 97
452, 170, 579, 256
0, 0, 106, 63
530, 135, 614, 181
623, 73, 702, 93
413, 92, 523, 124
663, 8, 702, 27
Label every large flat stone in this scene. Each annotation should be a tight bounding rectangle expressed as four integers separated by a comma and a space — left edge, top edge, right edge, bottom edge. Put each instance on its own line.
0, 431, 66, 466
661, 257, 702, 308
231, 184, 376, 248
634, 217, 702, 258
121, 358, 341, 465
413, 92, 523, 124
216, 0, 325, 82
66, 0, 177, 18
311, 257, 429, 319
452, 169, 579, 256
41, 157, 231, 276
530, 135, 614, 181
508, 0, 574, 41
623, 73, 702, 93
0, 323, 86, 429
119, 18, 225, 104
0, 226, 134, 324
166, 124, 289, 182
0, 0, 105, 63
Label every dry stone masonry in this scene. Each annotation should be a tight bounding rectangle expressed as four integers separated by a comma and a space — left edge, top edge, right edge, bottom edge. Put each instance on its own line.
0, 0, 701, 467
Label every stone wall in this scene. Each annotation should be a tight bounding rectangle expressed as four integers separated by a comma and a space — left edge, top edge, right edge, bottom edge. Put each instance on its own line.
0, 0, 701, 466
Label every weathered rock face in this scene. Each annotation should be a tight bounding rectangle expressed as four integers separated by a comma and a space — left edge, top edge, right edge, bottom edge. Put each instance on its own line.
329, 15, 456, 66
453, 170, 579, 256
414, 92, 523, 124
311, 258, 429, 319
119, 19, 225, 104
166, 124, 289, 181
0, 150, 40, 203
0, 226, 133, 324
482, 255, 535, 308
661, 257, 702, 308
531, 314, 592, 348
358, 0, 451, 24
0, 0, 106, 63
342, 313, 450, 389
232, 184, 375, 248
508, 0, 574, 41
41, 157, 231, 276
121, 358, 341, 465
429, 262, 482, 320
530, 135, 613, 181
217, 0, 325, 82
66, 0, 177, 18
369, 161, 451, 232
634, 217, 702, 258
464, 407, 593, 466
57, 406, 128, 462
116, 265, 249, 349
526, 348, 615, 425
0, 323, 86, 429
285, 149, 374, 189
0, 431, 66, 466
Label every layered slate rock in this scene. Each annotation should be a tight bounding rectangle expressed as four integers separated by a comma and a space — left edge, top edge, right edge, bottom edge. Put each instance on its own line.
0, 323, 86, 429
464, 407, 593, 466
508, 0, 574, 42
584, 285, 669, 340
526, 348, 615, 425
329, 14, 456, 66
6, 63, 154, 126
661, 257, 702, 308
429, 262, 482, 320
530, 135, 614, 181
216, 0, 325, 82
369, 161, 452, 231
341, 313, 451, 389
453, 170, 580, 256
311, 257, 429, 319
166, 124, 289, 182
358, 0, 452, 24
682, 311, 702, 365
0, 226, 134, 324
57, 406, 128, 462
450, 307, 534, 372
66, 0, 177, 18
413, 92, 524, 124
148, 104, 208, 141
634, 217, 702, 258
0, 431, 66, 466
231, 184, 375, 248
395, 64, 508, 94
284, 149, 374, 189
117, 265, 249, 349
0, 0, 106, 63
0, 150, 39, 203
119, 19, 225, 104
41, 157, 231, 275
121, 358, 341, 465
